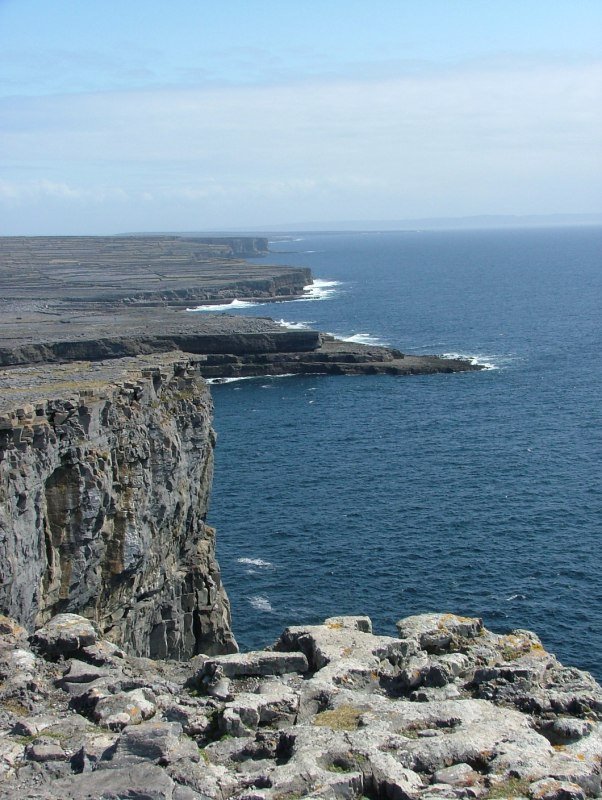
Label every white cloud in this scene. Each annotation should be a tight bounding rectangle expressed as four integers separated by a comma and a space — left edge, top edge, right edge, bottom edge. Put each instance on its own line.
1, 58, 601, 232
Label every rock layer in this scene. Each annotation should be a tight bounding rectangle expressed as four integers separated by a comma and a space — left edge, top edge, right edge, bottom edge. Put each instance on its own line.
0, 235, 308, 306
0, 611, 600, 799
0, 234, 481, 379
0, 353, 236, 659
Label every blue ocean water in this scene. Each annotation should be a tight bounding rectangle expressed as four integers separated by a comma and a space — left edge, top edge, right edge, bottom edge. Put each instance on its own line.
201, 227, 602, 679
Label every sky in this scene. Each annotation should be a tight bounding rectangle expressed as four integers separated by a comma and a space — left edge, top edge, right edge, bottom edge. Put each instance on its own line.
1, 0, 601, 234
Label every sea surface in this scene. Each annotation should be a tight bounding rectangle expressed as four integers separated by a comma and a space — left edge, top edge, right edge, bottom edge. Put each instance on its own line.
196, 227, 602, 679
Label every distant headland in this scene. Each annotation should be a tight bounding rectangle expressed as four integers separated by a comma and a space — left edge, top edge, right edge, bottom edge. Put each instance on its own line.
0, 234, 481, 377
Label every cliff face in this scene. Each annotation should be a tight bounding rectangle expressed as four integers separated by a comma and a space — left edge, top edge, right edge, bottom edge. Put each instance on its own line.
0, 235, 305, 306
189, 236, 269, 256
0, 355, 237, 659
0, 328, 322, 368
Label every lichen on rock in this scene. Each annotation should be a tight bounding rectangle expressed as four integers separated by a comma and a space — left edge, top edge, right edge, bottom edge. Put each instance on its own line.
0, 611, 600, 799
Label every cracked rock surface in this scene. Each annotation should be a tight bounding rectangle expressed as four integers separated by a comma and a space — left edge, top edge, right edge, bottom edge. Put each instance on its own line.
0, 611, 600, 799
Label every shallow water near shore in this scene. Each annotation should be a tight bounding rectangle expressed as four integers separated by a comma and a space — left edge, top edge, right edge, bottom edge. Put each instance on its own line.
207, 227, 602, 679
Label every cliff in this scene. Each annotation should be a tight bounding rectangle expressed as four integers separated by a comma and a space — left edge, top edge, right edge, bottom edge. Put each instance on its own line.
0, 342, 477, 665
0, 237, 599, 798
0, 235, 305, 307
188, 236, 269, 256
0, 234, 481, 377
0, 354, 236, 660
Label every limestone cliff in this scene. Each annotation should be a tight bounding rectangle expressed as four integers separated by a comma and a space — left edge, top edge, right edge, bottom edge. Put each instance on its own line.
0, 354, 237, 659
187, 236, 269, 256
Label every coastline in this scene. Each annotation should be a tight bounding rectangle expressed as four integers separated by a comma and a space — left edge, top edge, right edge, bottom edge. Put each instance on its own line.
0, 235, 600, 798
0, 233, 482, 655
0, 234, 481, 377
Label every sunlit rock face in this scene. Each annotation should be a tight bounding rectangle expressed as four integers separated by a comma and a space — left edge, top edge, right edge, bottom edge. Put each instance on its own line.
0, 354, 237, 659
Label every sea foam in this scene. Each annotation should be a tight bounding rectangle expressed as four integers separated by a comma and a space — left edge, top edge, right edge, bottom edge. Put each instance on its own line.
341, 332, 389, 346
276, 319, 315, 330
248, 595, 274, 612
204, 376, 256, 385
296, 280, 341, 301
188, 279, 340, 313
187, 299, 261, 312
441, 352, 500, 371
237, 557, 273, 567
206, 374, 296, 386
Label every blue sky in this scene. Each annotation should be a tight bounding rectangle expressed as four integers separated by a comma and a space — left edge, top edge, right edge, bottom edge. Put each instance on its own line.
1, 0, 601, 233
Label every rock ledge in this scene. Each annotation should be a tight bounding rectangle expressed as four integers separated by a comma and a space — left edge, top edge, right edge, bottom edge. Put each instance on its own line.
0, 611, 599, 799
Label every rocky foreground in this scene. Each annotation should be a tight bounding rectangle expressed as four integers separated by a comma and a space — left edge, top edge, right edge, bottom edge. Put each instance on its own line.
0, 611, 600, 800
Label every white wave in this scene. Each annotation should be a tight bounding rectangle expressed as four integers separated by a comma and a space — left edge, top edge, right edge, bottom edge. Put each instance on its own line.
440, 352, 500, 371
276, 319, 315, 330
341, 332, 389, 346
295, 279, 341, 302
204, 376, 256, 385
248, 595, 273, 612
206, 373, 296, 385
189, 281, 340, 311
187, 299, 261, 312
237, 557, 273, 567
505, 593, 527, 601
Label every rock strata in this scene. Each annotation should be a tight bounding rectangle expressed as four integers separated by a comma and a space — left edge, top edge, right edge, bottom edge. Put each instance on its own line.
0, 353, 236, 659
0, 234, 481, 377
0, 235, 302, 307
0, 345, 478, 665
0, 611, 599, 799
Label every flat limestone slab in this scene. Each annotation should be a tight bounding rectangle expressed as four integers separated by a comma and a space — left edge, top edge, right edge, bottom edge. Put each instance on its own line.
199, 650, 309, 678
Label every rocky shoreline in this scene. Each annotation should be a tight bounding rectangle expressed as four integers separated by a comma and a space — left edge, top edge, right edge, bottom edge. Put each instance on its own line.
0, 234, 481, 377
4, 236, 574, 798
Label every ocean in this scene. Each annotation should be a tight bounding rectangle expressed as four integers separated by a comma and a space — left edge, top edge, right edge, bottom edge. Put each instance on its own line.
196, 227, 602, 679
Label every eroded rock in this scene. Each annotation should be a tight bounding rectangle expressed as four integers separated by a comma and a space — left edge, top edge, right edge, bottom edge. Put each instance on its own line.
0, 611, 600, 799
0, 356, 237, 660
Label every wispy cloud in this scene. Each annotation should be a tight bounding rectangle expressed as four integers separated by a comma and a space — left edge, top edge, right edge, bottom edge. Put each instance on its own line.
1, 57, 601, 232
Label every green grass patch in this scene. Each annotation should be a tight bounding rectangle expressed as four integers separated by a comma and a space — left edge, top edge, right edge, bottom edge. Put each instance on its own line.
313, 704, 365, 731
485, 777, 531, 799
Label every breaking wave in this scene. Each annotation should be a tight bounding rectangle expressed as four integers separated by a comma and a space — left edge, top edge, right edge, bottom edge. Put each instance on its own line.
276, 319, 315, 330
187, 299, 262, 312
440, 352, 501, 371
248, 595, 274, 612
297, 279, 341, 301
341, 332, 389, 346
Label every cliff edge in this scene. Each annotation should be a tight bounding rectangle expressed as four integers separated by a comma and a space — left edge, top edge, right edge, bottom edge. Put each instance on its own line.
0, 354, 236, 659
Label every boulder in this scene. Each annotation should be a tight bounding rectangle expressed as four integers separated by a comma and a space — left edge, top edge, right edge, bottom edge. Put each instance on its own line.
396, 613, 483, 654
30, 614, 98, 659
93, 688, 157, 730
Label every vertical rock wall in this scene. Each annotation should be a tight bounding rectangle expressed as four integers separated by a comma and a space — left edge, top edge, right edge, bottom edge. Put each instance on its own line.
0, 357, 237, 658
